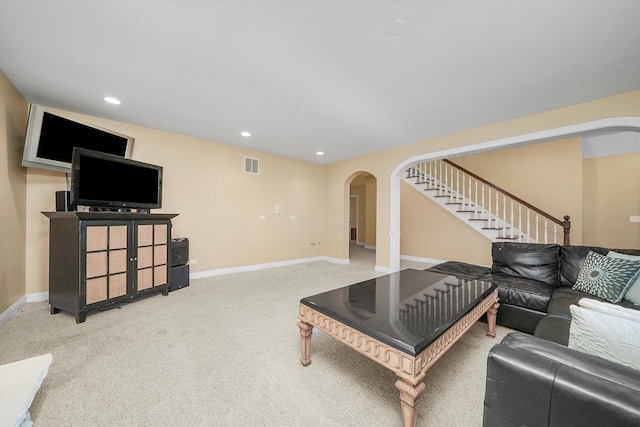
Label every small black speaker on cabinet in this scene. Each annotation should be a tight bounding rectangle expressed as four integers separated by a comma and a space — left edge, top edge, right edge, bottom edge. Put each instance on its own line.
55, 190, 75, 212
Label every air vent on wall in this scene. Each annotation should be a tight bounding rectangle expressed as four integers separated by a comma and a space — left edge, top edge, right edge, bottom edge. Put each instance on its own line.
244, 157, 259, 174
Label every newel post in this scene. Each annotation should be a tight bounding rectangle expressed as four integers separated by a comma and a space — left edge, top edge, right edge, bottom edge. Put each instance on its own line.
563, 215, 571, 246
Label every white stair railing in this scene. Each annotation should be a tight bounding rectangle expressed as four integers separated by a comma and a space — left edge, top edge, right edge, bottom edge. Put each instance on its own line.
406, 160, 571, 244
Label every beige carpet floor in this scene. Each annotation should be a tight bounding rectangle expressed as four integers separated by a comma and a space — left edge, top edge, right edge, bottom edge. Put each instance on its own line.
0, 246, 511, 426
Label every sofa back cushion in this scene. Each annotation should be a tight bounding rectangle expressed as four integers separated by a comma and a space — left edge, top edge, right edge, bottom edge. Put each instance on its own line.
491, 242, 561, 287
559, 245, 608, 287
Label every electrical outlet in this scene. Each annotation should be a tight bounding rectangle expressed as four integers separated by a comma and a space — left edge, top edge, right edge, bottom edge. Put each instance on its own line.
189, 259, 198, 265
630, 216, 640, 223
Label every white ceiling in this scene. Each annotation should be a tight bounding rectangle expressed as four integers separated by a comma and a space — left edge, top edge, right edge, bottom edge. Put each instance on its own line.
1, 1, 639, 164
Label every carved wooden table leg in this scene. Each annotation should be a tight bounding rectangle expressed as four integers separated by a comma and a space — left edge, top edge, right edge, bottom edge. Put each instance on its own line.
395, 378, 426, 427
298, 320, 313, 366
486, 300, 500, 338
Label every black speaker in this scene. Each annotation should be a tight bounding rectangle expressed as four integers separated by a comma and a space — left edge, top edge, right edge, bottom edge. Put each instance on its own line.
169, 264, 189, 292
171, 238, 189, 266
55, 191, 75, 212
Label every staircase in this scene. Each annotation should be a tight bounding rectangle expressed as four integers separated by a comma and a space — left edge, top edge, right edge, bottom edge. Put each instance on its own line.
403, 159, 571, 244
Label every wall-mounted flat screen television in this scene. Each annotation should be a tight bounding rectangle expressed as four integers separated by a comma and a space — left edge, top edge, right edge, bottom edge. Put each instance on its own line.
22, 104, 134, 173
70, 148, 162, 211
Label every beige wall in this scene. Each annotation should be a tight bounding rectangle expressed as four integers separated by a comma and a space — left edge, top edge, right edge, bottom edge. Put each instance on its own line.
23, 108, 325, 295
583, 151, 640, 248
0, 70, 28, 313
323, 90, 640, 269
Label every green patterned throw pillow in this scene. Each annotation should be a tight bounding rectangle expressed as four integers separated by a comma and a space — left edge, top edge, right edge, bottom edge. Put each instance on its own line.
572, 251, 640, 303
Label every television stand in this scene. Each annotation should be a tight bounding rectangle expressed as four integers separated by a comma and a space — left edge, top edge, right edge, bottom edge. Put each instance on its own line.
43, 211, 178, 323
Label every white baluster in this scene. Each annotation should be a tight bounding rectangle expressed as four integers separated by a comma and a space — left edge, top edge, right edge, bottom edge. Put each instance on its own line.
526, 209, 531, 242
518, 205, 522, 241
502, 195, 507, 237
488, 187, 492, 226
510, 200, 514, 239
535, 215, 539, 242
456, 170, 460, 204
475, 181, 479, 217
544, 220, 548, 244
553, 223, 558, 244
462, 173, 466, 209
444, 163, 448, 199
468, 175, 472, 211
496, 191, 499, 229
481, 185, 485, 219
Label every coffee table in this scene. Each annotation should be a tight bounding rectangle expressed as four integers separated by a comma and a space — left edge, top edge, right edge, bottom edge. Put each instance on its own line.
297, 269, 499, 427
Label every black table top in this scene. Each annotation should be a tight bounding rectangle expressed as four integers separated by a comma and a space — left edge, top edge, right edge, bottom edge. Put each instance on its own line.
300, 269, 496, 356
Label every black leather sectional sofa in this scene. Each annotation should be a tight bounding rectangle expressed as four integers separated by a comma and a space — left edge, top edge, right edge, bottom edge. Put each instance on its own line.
426, 242, 640, 426
426, 242, 640, 344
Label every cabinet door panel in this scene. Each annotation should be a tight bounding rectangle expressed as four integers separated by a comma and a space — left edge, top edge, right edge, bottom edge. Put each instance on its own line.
109, 273, 127, 298
138, 224, 153, 246
109, 249, 128, 274
86, 252, 107, 278
154, 244, 167, 265
86, 226, 108, 252
86, 277, 107, 304
137, 246, 153, 268
154, 224, 168, 244
137, 268, 153, 290
109, 225, 128, 249
154, 266, 167, 286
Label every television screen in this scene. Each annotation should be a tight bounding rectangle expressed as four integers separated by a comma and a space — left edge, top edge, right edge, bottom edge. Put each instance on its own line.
70, 148, 162, 210
22, 104, 134, 173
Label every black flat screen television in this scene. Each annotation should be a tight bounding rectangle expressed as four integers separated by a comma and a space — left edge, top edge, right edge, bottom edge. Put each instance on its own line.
70, 148, 163, 211
22, 104, 134, 172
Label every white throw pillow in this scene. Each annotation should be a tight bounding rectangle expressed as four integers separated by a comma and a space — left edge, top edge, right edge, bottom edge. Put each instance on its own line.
577, 297, 640, 322
569, 301, 640, 370
607, 250, 640, 305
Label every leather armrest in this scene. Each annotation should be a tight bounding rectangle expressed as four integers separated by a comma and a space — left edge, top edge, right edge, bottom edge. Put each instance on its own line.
484, 332, 640, 427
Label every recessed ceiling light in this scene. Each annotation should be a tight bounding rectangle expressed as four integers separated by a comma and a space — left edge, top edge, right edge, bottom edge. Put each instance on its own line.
104, 97, 121, 105
241, 131, 251, 137
316, 151, 324, 156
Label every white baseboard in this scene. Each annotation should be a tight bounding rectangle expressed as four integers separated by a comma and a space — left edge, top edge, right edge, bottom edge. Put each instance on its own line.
27, 292, 49, 302
0, 292, 49, 325
400, 255, 446, 265
375, 265, 391, 273
190, 255, 350, 279
0, 295, 27, 325
364, 245, 376, 250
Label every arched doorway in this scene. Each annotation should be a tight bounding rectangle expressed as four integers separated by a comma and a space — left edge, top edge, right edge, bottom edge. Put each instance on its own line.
347, 172, 377, 266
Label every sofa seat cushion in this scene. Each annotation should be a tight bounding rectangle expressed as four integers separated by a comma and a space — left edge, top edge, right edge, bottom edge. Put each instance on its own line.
546, 287, 596, 319
425, 261, 491, 280
559, 245, 608, 287
487, 273, 554, 312
491, 242, 561, 287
